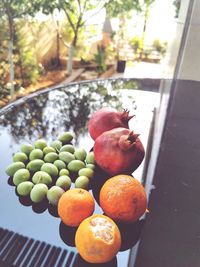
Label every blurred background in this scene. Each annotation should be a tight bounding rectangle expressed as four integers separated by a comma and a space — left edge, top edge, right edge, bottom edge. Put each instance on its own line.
0, 0, 179, 107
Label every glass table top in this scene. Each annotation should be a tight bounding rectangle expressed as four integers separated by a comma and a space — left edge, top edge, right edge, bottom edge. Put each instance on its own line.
0, 78, 159, 267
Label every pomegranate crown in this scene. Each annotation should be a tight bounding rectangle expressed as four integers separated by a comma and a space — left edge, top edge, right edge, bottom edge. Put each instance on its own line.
118, 131, 140, 151
121, 109, 135, 122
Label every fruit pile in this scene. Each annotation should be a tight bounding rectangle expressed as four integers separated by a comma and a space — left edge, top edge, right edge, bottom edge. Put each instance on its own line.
6, 107, 148, 264
6, 132, 95, 205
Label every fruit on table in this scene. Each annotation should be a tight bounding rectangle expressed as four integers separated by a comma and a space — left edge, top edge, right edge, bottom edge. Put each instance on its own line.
85, 152, 95, 164
67, 160, 85, 172
74, 148, 87, 161
60, 144, 75, 154
59, 151, 75, 164
59, 169, 69, 176
58, 132, 73, 144
44, 152, 58, 163
75, 214, 121, 263
41, 163, 59, 177
34, 139, 47, 150
13, 169, 30, 186
26, 159, 44, 173
30, 184, 48, 203
21, 143, 33, 155
100, 175, 147, 223
13, 152, 28, 163
75, 176, 90, 189
17, 181, 34, 196
29, 149, 44, 161
6, 132, 96, 207
6, 162, 25, 176
32, 171, 52, 186
86, 164, 95, 170
78, 168, 94, 179
58, 188, 95, 227
94, 127, 145, 176
54, 160, 66, 171
88, 107, 134, 140
47, 186, 65, 206
43, 146, 56, 155
56, 175, 71, 191
51, 140, 62, 152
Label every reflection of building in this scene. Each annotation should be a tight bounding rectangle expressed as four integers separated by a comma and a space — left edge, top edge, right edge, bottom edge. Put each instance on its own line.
130, 1, 200, 267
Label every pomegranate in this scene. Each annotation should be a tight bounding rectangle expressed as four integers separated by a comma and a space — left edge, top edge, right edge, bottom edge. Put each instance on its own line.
93, 127, 145, 175
88, 107, 134, 140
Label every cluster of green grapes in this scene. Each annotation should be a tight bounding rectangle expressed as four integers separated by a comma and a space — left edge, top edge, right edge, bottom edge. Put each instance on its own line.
5, 132, 95, 206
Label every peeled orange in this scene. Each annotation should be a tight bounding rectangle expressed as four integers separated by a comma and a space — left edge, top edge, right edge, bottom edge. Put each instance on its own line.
75, 214, 121, 263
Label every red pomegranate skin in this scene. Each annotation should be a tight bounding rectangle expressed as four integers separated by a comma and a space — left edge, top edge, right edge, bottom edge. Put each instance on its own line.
93, 127, 145, 176
88, 107, 133, 140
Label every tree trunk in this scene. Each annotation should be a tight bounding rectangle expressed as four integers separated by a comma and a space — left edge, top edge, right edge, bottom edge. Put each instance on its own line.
56, 20, 61, 67
140, 5, 149, 59
67, 45, 75, 74
67, 31, 78, 74
4, 1, 15, 101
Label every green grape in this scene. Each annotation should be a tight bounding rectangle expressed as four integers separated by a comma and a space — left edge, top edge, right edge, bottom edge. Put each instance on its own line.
56, 175, 71, 191
41, 163, 58, 177
60, 144, 75, 154
47, 186, 65, 206
26, 159, 44, 173
86, 164, 95, 170
32, 171, 52, 186
29, 149, 43, 161
59, 169, 69, 176
6, 162, 25, 176
58, 132, 74, 144
17, 181, 34, 196
74, 148, 87, 161
21, 144, 33, 155
86, 152, 95, 164
44, 152, 58, 163
13, 152, 28, 163
75, 176, 90, 190
34, 139, 47, 150
30, 184, 48, 203
67, 160, 85, 172
51, 140, 62, 152
54, 160, 66, 171
43, 146, 56, 155
59, 151, 75, 164
78, 168, 94, 179
13, 169, 30, 186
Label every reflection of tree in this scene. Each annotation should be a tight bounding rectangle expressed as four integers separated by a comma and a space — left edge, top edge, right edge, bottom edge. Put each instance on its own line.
0, 79, 137, 146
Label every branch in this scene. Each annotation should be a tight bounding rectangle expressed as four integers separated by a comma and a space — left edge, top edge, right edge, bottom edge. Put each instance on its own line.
63, 8, 76, 32
81, 2, 107, 25
77, 0, 81, 13
53, 15, 70, 48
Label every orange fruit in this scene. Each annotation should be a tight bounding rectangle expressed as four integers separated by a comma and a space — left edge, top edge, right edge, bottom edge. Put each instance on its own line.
75, 214, 121, 263
58, 188, 95, 227
99, 175, 147, 223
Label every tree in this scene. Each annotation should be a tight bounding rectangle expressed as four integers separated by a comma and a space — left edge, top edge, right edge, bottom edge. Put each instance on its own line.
42, 0, 110, 74
139, 0, 156, 58
105, 0, 141, 60
1, 0, 41, 101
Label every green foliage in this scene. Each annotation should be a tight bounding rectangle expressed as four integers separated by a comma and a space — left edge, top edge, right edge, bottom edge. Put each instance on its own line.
152, 39, 167, 56
130, 36, 143, 54
1, 0, 42, 19
106, 0, 141, 17
94, 45, 107, 74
